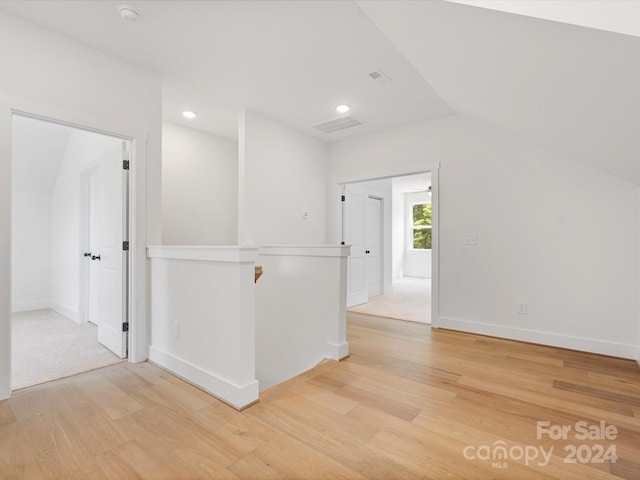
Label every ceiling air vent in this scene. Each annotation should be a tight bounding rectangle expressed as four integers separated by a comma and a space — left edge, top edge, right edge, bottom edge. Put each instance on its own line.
368, 68, 391, 85
313, 115, 364, 134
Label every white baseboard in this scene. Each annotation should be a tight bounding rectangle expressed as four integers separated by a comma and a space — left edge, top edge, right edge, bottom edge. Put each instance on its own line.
148, 345, 259, 410
49, 302, 79, 323
11, 300, 50, 313
11, 300, 80, 324
326, 341, 349, 360
434, 316, 637, 360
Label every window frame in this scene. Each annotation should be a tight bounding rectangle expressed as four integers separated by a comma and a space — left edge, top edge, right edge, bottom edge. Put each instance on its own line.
406, 199, 432, 251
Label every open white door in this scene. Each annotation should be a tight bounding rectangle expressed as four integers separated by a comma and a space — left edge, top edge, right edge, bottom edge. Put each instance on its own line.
365, 196, 382, 297
92, 141, 129, 358
344, 185, 368, 307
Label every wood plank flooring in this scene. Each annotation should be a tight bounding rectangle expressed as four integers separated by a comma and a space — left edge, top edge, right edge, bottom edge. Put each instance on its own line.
1, 312, 639, 479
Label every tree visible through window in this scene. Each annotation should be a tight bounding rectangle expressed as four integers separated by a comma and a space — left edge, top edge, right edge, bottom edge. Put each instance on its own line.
412, 203, 432, 249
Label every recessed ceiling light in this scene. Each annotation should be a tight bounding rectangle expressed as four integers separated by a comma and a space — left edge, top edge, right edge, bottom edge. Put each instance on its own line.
182, 111, 197, 119
118, 5, 139, 22
336, 104, 351, 114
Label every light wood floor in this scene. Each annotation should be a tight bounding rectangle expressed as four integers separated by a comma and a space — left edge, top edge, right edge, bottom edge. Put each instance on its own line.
1, 312, 639, 479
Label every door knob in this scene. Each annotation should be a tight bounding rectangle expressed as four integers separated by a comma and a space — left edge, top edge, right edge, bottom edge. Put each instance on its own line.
83, 252, 92, 257
91, 255, 101, 261
366, 250, 370, 254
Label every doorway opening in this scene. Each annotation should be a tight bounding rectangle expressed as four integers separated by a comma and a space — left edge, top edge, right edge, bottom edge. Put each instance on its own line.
11, 113, 131, 390
340, 172, 434, 325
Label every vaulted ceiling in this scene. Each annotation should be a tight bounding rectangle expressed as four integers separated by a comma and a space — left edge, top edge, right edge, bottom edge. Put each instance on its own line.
1, 1, 639, 184
358, 1, 640, 184
12, 115, 71, 194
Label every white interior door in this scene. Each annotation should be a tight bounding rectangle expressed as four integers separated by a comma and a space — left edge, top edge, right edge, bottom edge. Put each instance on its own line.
344, 185, 368, 307
365, 196, 382, 297
88, 142, 128, 358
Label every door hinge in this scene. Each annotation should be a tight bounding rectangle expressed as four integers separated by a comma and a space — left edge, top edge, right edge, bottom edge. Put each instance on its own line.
341, 195, 345, 202
122, 241, 129, 251
123, 160, 130, 170
122, 322, 129, 332
341, 241, 345, 245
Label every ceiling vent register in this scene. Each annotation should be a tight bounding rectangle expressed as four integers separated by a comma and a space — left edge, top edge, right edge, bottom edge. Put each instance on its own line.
313, 115, 364, 134
368, 69, 391, 85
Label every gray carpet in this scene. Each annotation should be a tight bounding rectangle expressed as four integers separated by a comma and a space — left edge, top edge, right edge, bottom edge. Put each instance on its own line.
11, 309, 124, 390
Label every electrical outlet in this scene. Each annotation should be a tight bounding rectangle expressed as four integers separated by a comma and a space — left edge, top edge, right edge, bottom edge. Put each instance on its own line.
301, 210, 309, 220
517, 302, 528, 315
463, 233, 477, 246
173, 321, 180, 337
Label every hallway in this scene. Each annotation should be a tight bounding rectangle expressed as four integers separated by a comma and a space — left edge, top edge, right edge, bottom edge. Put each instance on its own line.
348, 277, 431, 324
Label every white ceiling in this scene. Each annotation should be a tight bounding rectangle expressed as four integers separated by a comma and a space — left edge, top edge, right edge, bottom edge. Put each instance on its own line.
351, 173, 430, 196
0, 0, 451, 142
392, 173, 431, 194
357, 0, 640, 184
448, 0, 640, 38
2, 1, 640, 184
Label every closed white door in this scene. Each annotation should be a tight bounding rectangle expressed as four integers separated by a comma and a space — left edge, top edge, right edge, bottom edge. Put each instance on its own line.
365, 196, 382, 297
344, 185, 368, 307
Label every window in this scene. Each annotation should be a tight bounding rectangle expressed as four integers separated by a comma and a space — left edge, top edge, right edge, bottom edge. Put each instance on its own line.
411, 203, 432, 249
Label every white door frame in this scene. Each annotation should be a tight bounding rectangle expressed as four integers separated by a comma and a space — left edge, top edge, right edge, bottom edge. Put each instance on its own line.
1, 91, 151, 400
335, 164, 440, 326
5, 109, 138, 394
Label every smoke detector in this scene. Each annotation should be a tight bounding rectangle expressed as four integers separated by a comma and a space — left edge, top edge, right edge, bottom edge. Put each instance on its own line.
119, 5, 139, 22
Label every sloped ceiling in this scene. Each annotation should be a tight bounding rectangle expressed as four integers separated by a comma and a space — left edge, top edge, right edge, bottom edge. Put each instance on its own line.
357, 1, 640, 184
12, 115, 72, 194
449, 0, 640, 38
393, 173, 431, 194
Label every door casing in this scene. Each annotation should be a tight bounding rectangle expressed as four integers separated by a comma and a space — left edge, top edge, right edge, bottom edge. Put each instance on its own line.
337, 166, 439, 326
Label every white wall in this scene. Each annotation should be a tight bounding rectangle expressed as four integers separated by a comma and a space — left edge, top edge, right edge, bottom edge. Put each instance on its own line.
162, 121, 238, 245
11, 192, 51, 311
11, 116, 67, 313
330, 114, 639, 359
148, 246, 259, 410
403, 191, 431, 279
0, 10, 162, 398
238, 110, 329, 246
50, 130, 122, 321
256, 246, 350, 391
